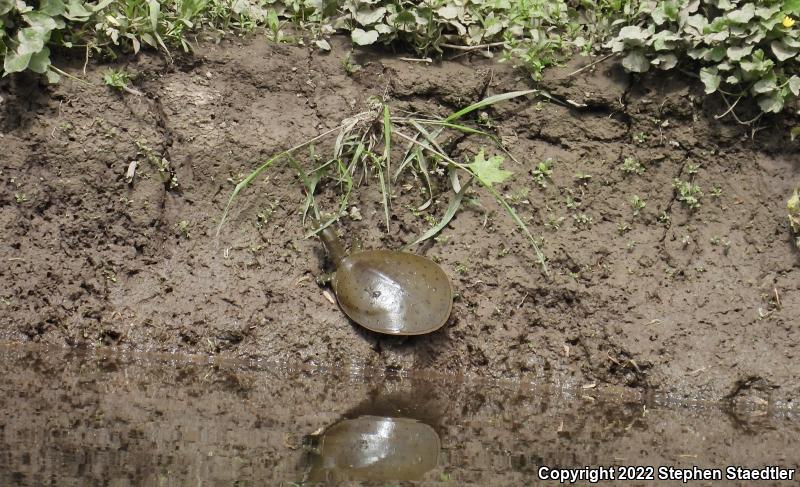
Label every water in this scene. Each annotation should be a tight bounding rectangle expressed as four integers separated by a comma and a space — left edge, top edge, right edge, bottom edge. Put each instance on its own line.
1, 344, 798, 486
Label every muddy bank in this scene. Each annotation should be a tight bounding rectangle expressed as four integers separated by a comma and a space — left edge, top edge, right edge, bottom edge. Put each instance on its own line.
1, 34, 799, 405
1, 344, 799, 486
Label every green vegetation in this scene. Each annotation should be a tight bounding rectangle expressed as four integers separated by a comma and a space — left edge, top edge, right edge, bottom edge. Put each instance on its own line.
620, 156, 646, 175
3, 0, 800, 120
674, 178, 703, 209
217, 91, 551, 274
531, 158, 554, 188
630, 194, 647, 215
610, 0, 800, 119
789, 188, 800, 247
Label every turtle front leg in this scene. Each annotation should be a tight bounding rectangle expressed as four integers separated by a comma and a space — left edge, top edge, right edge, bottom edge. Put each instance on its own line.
315, 272, 334, 287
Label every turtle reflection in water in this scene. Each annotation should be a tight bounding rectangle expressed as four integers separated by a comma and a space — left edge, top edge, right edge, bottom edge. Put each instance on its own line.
305, 415, 441, 482
317, 225, 453, 335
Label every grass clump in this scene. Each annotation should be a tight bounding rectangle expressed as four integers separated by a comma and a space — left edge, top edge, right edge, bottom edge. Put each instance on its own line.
217, 90, 551, 275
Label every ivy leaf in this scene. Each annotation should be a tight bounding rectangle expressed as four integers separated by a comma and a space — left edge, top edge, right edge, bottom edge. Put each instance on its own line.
755, 4, 780, 19
353, 6, 385, 25
727, 3, 754, 23
699, 67, 721, 94
63, 0, 92, 21
466, 150, 512, 187
314, 39, 331, 51
651, 53, 677, 70
374, 23, 392, 34
0, 0, 13, 15
437, 5, 459, 20
393, 10, 416, 29
45, 69, 61, 84
752, 77, 777, 94
27, 46, 51, 73
726, 44, 752, 61
617, 25, 651, 47
23, 12, 58, 35
757, 92, 784, 113
771, 41, 798, 62
38, 0, 65, 16
622, 50, 650, 72
351, 28, 378, 45
17, 27, 47, 55
3, 49, 33, 73
788, 76, 800, 97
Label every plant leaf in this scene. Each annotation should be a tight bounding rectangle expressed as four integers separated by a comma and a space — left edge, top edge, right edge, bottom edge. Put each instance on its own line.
3, 49, 33, 73
17, 27, 47, 55
757, 92, 784, 113
771, 41, 798, 62
27, 46, 51, 73
0, 0, 13, 15
726, 44, 752, 61
727, 3, 754, 23
38, 0, 65, 16
403, 176, 474, 250
351, 28, 378, 45
314, 39, 331, 51
752, 77, 777, 94
651, 53, 677, 70
699, 67, 721, 94
353, 6, 385, 25
148, 0, 160, 32
622, 50, 650, 72
466, 150, 511, 187
788, 76, 800, 97
444, 89, 536, 123
45, 69, 61, 83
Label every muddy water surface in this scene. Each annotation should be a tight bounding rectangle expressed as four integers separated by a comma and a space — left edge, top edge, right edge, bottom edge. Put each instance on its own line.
1, 344, 798, 486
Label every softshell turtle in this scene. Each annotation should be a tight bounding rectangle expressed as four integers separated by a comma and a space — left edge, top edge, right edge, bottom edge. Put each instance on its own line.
318, 225, 453, 335
306, 415, 441, 482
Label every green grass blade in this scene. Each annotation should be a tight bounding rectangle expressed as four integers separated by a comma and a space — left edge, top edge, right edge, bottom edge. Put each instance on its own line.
482, 184, 548, 276
411, 119, 496, 138
215, 125, 343, 239
392, 129, 548, 274
444, 89, 537, 123
215, 153, 283, 238
379, 104, 392, 231
286, 153, 320, 223
403, 177, 474, 250
414, 147, 434, 211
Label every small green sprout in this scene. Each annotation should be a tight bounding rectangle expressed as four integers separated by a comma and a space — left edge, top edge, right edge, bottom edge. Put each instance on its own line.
175, 220, 190, 238
103, 69, 143, 96
532, 158, 554, 187
630, 195, 646, 215
572, 213, 593, 228
620, 157, 645, 175
674, 179, 703, 210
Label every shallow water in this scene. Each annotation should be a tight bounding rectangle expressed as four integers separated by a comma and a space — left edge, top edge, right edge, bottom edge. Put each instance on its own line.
1, 344, 798, 486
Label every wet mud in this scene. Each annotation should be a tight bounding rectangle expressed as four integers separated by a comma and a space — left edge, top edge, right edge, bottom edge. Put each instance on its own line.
1, 345, 799, 486
1, 34, 799, 408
